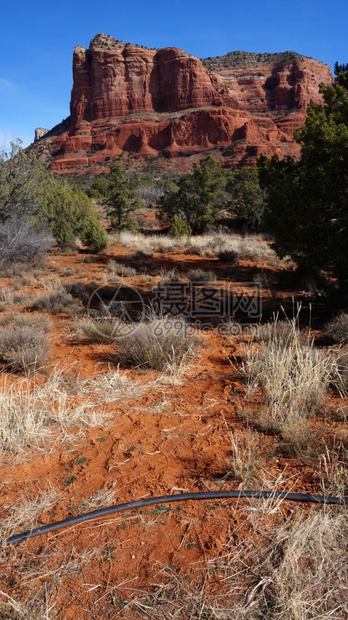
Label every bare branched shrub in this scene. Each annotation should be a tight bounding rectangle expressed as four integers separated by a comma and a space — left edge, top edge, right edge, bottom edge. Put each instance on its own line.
32, 287, 83, 315
117, 316, 200, 370
326, 311, 348, 343
0, 216, 53, 268
0, 316, 50, 373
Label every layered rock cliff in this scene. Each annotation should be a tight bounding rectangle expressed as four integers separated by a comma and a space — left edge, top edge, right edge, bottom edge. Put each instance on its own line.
32, 34, 333, 174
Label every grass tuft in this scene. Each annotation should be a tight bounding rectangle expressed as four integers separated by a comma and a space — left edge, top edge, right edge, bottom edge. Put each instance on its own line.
117, 315, 200, 370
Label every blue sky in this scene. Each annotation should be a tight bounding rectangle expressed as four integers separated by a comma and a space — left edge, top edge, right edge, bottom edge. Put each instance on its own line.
1, 0, 347, 149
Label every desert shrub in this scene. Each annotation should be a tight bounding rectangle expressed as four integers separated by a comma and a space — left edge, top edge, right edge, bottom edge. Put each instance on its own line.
0, 321, 49, 373
106, 260, 137, 277
32, 288, 83, 315
258, 63, 348, 297
0, 141, 107, 251
88, 175, 110, 199
0, 313, 51, 331
117, 316, 200, 370
217, 249, 239, 262
130, 249, 153, 261
187, 269, 217, 283
168, 215, 192, 238
0, 216, 53, 268
326, 312, 348, 343
45, 185, 107, 250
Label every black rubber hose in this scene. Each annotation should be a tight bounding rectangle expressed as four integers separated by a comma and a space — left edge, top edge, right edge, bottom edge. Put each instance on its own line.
3, 490, 347, 547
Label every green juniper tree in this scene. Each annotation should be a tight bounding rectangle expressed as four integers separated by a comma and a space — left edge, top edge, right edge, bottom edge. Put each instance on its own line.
158, 156, 227, 234
104, 163, 139, 231
226, 166, 266, 230
258, 62, 348, 297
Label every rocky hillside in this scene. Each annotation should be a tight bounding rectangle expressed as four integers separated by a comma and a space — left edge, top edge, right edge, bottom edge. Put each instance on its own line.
31, 34, 333, 174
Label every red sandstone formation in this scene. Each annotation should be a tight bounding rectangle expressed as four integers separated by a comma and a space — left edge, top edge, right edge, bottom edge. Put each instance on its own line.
32, 34, 333, 174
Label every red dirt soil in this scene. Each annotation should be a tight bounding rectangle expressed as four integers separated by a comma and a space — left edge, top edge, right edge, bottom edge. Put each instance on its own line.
0, 242, 346, 618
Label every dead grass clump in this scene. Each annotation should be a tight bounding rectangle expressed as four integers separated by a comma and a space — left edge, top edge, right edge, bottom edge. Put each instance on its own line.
86, 367, 143, 402
317, 444, 348, 500
80, 487, 119, 511
0, 598, 46, 620
0, 316, 50, 373
114, 231, 281, 262
0, 372, 110, 454
241, 336, 331, 417
117, 316, 200, 370
239, 325, 334, 455
131, 562, 235, 619
326, 311, 348, 343
187, 268, 217, 283
242, 510, 348, 619
32, 287, 83, 315
226, 430, 262, 487
106, 259, 137, 278
252, 315, 303, 346
75, 316, 127, 341
0, 488, 61, 544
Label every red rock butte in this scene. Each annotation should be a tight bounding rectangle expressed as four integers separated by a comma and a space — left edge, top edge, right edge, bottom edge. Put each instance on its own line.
32, 33, 333, 174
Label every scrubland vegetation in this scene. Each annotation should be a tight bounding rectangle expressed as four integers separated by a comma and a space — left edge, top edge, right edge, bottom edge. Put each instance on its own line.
0, 64, 347, 618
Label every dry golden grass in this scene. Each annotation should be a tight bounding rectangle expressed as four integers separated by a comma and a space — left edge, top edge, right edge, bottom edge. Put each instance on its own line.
125, 506, 347, 619
112, 231, 282, 264
117, 316, 200, 371
0, 371, 111, 455
236, 315, 342, 456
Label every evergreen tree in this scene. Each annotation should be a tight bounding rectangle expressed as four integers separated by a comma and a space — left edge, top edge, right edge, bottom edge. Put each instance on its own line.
226, 166, 266, 229
104, 164, 139, 230
258, 62, 348, 295
158, 156, 227, 234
